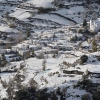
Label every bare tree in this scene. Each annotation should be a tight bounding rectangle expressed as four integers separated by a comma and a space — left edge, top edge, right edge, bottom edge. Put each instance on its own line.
42, 59, 46, 71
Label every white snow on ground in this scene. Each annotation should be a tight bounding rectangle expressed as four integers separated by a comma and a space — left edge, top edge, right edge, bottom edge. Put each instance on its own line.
68, 6, 84, 13
64, 1, 84, 5
27, 0, 54, 7
0, 25, 18, 32
33, 14, 69, 25
55, 6, 84, 23
10, 9, 31, 21
0, 73, 16, 98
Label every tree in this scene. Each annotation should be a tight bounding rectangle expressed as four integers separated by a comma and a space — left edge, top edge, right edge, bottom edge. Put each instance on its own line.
82, 94, 91, 100
15, 87, 36, 100
92, 39, 97, 52
86, 0, 90, 4
51, 92, 58, 100
83, 19, 87, 27
42, 59, 46, 71
80, 55, 88, 65
26, 31, 30, 37
0, 54, 7, 67
5, 12, 9, 19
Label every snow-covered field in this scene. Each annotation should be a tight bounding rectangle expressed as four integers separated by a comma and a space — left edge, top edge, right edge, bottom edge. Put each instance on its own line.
27, 0, 54, 7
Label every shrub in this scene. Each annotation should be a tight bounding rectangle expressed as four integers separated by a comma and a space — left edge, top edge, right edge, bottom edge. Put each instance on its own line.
83, 19, 87, 27
6, 44, 11, 49
57, 4, 64, 8
15, 87, 36, 100
29, 78, 38, 89
92, 45, 97, 52
92, 39, 97, 52
51, 92, 58, 100
80, 55, 88, 65
9, 24, 15, 28
76, 78, 92, 90
37, 7, 55, 14
1, 79, 7, 88
15, 87, 51, 100
26, 31, 30, 37
63, 61, 68, 66
82, 94, 91, 100
0, 54, 7, 67
42, 59, 46, 71
77, 29, 83, 33
93, 91, 100, 100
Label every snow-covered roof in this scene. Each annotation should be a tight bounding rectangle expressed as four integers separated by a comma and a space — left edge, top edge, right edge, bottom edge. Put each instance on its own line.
81, 41, 89, 47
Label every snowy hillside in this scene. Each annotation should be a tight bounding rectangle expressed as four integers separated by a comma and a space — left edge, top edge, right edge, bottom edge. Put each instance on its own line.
0, 0, 100, 100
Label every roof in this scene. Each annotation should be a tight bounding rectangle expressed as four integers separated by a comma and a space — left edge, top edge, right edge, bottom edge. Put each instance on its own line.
81, 41, 89, 47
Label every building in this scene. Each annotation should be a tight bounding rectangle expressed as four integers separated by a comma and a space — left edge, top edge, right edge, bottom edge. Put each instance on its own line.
90, 18, 100, 32
18, 49, 30, 59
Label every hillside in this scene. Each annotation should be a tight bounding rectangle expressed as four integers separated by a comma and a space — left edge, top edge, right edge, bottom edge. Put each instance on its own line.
0, 0, 100, 100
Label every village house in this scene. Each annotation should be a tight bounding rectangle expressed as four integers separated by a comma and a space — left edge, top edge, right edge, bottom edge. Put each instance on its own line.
29, 45, 38, 51
18, 49, 30, 60
42, 47, 58, 54
90, 18, 100, 32
81, 41, 90, 50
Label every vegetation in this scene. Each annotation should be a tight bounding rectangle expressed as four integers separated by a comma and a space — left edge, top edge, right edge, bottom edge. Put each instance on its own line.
92, 91, 100, 100
37, 7, 55, 14
14, 86, 66, 100
26, 30, 31, 37
80, 55, 88, 65
82, 94, 91, 100
83, 19, 87, 27
0, 54, 7, 67
15, 87, 37, 100
92, 39, 97, 52
9, 23, 16, 28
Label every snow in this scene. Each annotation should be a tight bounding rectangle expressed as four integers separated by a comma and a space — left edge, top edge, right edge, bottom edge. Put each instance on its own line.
33, 14, 69, 25
10, 9, 31, 21
27, 0, 54, 7
68, 6, 84, 13
81, 41, 89, 47
0, 25, 18, 32
55, 6, 84, 23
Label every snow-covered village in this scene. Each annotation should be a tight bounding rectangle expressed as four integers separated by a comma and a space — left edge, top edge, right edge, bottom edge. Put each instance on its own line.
0, 0, 100, 100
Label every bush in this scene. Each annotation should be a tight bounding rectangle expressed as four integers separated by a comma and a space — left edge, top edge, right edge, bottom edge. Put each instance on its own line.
83, 19, 87, 27
80, 55, 88, 65
37, 7, 55, 14
77, 29, 83, 33
82, 94, 91, 100
0, 54, 7, 67
42, 60, 46, 71
9, 24, 16, 28
92, 45, 97, 52
26, 31, 30, 37
15, 87, 36, 100
1, 79, 7, 88
93, 91, 100, 100
92, 39, 97, 52
15, 87, 51, 100
57, 4, 64, 8
29, 78, 38, 89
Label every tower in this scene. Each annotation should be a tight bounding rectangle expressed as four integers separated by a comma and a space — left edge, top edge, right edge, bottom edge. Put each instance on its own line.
90, 19, 93, 31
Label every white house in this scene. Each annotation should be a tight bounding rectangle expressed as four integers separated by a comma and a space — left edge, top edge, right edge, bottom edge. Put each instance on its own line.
90, 18, 100, 32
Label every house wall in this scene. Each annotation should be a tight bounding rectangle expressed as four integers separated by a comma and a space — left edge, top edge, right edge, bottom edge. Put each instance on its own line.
90, 19, 100, 32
